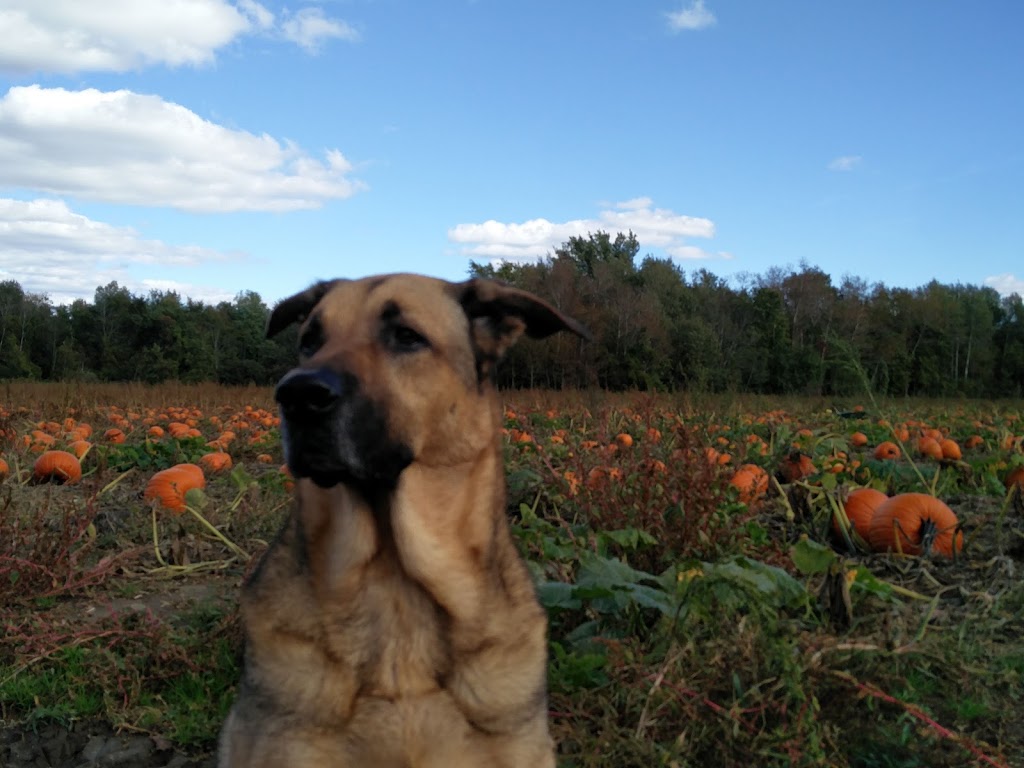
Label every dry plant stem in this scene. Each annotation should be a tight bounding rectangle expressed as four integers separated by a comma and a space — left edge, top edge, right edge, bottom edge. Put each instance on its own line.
185, 505, 248, 560
635, 644, 681, 739
830, 669, 1010, 768
98, 468, 134, 497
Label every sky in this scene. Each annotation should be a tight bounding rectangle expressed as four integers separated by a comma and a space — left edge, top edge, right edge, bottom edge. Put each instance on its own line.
0, 0, 1022, 307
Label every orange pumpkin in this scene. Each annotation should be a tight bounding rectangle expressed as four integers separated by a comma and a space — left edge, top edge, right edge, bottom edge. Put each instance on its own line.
104, 428, 126, 444
873, 441, 901, 460
779, 451, 815, 483
916, 436, 943, 460
0, 457, 8, 480
32, 450, 82, 485
144, 463, 207, 514
67, 440, 92, 459
939, 438, 961, 461
730, 464, 769, 506
850, 432, 868, 448
614, 432, 634, 448
833, 487, 888, 540
867, 493, 962, 558
199, 452, 233, 473
1005, 466, 1024, 491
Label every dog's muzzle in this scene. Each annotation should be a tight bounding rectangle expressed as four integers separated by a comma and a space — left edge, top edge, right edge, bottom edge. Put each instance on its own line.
275, 367, 344, 417
274, 366, 412, 490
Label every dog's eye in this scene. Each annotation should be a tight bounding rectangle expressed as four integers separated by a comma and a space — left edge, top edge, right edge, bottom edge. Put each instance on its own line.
298, 317, 324, 357
388, 324, 430, 353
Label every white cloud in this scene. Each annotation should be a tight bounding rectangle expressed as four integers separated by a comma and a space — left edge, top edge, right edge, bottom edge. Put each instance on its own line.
0, 197, 240, 303
0, 1, 355, 74
282, 7, 360, 52
667, 1, 716, 32
448, 199, 717, 263
983, 273, 1024, 298
0, 0, 250, 73
0, 86, 364, 212
828, 155, 863, 172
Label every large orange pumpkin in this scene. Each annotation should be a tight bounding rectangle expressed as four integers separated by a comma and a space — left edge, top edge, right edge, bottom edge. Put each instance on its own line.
32, 450, 82, 485
144, 463, 206, 514
916, 437, 943, 460
939, 438, 962, 461
833, 487, 888, 541
867, 493, 962, 558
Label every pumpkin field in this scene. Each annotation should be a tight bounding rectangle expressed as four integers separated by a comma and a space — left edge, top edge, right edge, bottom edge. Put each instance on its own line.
1, 381, 1024, 767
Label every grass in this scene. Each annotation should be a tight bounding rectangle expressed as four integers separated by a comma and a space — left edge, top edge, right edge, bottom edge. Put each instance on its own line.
1, 382, 1023, 766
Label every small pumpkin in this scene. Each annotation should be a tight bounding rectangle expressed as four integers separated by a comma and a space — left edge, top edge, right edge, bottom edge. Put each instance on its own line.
850, 432, 869, 448
199, 452, 233, 473
104, 428, 126, 444
872, 441, 901, 460
833, 487, 888, 541
779, 451, 815, 483
32, 450, 82, 485
939, 438, 961, 461
867, 493, 962, 558
144, 463, 207, 514
0, 456, 8, 480
67, 440, 92, 459
730, 463, 769, 507
916, 436, 943, 460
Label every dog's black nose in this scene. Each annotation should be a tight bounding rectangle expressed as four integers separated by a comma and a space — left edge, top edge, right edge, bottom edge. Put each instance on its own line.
275, 368, 343, 415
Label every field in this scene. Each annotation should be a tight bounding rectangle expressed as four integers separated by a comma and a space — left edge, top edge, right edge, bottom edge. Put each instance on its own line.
1, 381, 1023, 767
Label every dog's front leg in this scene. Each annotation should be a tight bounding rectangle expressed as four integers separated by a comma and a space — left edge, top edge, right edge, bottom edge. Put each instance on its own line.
392, 462, 551, 738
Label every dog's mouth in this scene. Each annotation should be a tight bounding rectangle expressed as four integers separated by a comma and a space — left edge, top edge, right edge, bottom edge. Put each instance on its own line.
276, 366, 413, 491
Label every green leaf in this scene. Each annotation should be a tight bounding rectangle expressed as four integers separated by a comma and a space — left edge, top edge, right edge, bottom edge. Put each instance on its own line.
536, 581, 581, 610
791, 536, 838, 575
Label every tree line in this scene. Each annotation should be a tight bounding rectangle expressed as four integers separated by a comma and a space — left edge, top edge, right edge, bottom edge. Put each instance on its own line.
2, 231, 1022, 397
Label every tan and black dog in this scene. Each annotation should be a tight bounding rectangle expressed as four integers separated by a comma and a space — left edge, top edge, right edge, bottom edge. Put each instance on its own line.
218, 274, 588, 767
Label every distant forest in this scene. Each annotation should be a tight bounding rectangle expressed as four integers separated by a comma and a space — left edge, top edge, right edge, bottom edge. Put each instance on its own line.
2, 231, 1022, 397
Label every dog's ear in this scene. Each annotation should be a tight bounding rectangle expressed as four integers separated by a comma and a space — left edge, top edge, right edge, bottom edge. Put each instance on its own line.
454, 278, 590, 362
266, 280, 341, 338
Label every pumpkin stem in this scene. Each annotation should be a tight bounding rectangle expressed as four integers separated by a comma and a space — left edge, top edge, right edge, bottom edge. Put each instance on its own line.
919, 519, 939, 557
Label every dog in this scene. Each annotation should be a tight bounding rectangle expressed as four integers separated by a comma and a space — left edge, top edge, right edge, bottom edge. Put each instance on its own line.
218, 273, 588, 767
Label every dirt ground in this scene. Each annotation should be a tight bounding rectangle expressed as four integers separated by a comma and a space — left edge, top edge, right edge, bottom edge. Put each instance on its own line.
0, 719, 217, 767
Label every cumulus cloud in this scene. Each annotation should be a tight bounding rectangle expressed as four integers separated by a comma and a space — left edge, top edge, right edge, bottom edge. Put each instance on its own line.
984, 273, 1024, 298
667, 0, 716, 32
0, 0, 355, 74
0, 86, 363, 212
828, 155, 863, 172
282, 7, 360, 52
0, 197, 240, 303
448, 199, 723, 263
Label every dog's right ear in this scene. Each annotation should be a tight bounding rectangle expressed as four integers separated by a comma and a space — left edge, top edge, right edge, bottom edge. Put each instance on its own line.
266, 280, 341, 338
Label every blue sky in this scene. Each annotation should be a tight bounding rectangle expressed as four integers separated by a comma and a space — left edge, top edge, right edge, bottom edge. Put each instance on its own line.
1, 0, 1022, 306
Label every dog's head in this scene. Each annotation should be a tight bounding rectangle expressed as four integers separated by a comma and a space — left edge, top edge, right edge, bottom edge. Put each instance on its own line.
267, 274, 588, 491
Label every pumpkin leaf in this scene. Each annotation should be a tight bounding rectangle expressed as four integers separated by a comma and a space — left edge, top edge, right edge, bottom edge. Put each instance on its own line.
791, 536, 838, 575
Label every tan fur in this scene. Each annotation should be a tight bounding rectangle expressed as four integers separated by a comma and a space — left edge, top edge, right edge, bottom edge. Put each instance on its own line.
219, 274, 586, 767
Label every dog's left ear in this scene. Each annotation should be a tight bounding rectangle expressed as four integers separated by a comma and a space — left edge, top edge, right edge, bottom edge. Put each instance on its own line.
266, 280, 342, 338
455, 278, 590, 361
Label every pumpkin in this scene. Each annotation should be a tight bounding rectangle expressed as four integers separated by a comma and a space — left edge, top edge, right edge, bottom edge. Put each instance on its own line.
730, 464, 769, 506
199, 452, 233, 473
144, 463, 206, 514
779, 451, 815, 483
280, 463, 295, 491
850, 432, 869, 448
964, 435, 985, 450
867, 493, 962, 558
147, 426, 165, 438
68, 440, 92, 459
0, 457, 8, 480
256, 453, 274, 464
1005, 466, 1024, 491
873, 441, 901, 460
916, 437, 943, 460
614, 432, 634, 448
32, 450, 82, 485
833, 487, 888, 541
939, 438, 961, 461
104, 428, 126, 444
